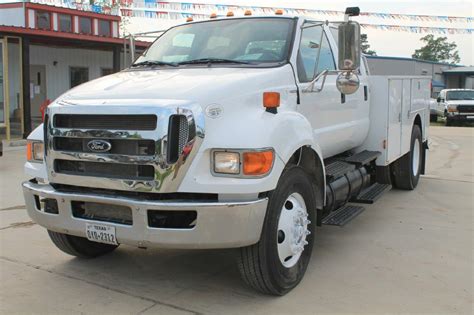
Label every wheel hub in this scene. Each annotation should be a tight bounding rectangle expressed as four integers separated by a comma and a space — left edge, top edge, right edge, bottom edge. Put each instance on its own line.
277, 193, 310, 268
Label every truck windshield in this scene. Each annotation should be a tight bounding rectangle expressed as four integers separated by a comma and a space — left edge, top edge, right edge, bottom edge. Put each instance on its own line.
134, 18, 294, 67
446, 90, 474, 101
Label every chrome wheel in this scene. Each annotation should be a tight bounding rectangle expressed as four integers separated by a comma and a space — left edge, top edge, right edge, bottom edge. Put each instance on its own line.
277, 192, 310, 268
412, 138, 421, 176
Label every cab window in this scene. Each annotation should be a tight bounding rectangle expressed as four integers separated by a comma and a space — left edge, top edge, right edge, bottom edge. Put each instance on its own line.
297, 26, 336, 82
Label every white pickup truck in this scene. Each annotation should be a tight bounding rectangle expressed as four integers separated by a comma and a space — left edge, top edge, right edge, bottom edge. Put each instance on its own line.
22, 8, 430, 295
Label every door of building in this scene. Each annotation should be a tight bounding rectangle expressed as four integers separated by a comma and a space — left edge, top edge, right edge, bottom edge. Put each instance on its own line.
30, 65, 47, 124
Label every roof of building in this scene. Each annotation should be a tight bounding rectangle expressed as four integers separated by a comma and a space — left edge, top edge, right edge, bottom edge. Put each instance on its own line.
366, 55, 463, 67
442, 66, 474, 74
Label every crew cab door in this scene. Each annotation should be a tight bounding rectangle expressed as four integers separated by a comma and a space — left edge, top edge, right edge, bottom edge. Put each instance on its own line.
295, 24, 369, 158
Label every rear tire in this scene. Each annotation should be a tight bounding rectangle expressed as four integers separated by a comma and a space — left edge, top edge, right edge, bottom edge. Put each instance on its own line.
391, 124, 423, 190
237, 166, 316, 295
430, 114, 437, 122
48, 230, 118, 258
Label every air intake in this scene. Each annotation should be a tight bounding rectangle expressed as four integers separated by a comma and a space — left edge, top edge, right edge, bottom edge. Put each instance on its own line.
167, 115, 189, 163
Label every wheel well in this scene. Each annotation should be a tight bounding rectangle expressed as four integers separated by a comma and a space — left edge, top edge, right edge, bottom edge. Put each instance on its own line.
414, 114, 422, 136
287, 146, 325, 210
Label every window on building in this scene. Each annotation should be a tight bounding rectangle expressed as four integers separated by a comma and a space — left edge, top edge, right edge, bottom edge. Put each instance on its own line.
58, 14, 72, 32
36, 11, 51, 30
297, 25, 336, 82
98, 20, 111, 37
101, 68, 114, 76
79, 17, 92, 35
70, 67, 89, 88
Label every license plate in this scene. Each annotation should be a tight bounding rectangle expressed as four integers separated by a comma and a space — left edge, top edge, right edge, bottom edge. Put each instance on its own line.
86, 223, 118, 245
467, 116, 474, 119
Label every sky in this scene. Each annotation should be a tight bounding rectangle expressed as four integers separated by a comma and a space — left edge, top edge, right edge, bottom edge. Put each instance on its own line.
124, 0, 473, 65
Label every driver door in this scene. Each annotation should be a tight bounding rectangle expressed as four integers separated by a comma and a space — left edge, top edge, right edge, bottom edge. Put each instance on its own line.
296, 25, 365, 158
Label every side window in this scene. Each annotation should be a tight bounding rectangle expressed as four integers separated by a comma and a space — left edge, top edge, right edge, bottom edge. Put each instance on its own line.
70, 67, 89, 88
297, 26, 336, 82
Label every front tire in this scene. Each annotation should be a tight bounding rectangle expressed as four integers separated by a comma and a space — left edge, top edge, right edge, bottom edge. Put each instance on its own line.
430, 114, 437, 122
391, 124, 423, 190
48, 230, 118, 258
237, 166, 316, 295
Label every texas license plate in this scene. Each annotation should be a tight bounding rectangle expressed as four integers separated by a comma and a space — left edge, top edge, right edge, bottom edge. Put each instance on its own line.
86, 223, 118, 245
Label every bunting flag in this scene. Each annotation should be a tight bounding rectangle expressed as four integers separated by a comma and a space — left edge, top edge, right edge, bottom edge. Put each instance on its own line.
29, 0, 474, 35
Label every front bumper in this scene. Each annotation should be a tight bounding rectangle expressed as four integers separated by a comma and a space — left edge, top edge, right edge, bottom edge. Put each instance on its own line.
22, 181, 268, 249
446, 113, 474, 122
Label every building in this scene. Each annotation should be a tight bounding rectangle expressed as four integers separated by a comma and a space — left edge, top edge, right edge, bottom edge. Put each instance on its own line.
366, 55, 473, 98
0, 1, 148, 140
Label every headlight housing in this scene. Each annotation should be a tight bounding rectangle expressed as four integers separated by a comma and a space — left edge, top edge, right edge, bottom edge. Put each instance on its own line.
447, 105, 458, 113
27, 141, 44, 163
212, 149, 274, 177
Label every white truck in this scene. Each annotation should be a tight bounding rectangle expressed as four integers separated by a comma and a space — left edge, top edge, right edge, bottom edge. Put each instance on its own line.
437, 89, 474, 126
22, 8, 430, 295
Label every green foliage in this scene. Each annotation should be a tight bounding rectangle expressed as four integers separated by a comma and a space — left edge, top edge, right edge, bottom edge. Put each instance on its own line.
412, 35, 460, 64
361, 34, 377, 56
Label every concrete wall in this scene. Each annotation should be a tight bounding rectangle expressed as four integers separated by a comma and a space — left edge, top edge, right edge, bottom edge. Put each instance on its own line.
29, 44, 114, 101
0, 7, 24, 27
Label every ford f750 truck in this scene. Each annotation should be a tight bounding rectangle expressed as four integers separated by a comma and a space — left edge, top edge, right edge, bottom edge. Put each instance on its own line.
22, 8, 430, 295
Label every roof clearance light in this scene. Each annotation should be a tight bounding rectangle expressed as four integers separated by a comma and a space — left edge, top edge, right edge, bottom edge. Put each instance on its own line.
226, 11, 234, 17
244, 10, 252, 16
210, 13, 217, 18
186, 17, 193, 22
275, 9, 284, 15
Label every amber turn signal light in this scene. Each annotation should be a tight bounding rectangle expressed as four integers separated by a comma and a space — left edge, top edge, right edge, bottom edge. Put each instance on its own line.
243, 151, 274, 176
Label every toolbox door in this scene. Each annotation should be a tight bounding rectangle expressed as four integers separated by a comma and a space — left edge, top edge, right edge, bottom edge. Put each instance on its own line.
387, 79, 403, 162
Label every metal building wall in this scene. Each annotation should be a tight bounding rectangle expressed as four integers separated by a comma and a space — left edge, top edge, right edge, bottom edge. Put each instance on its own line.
29, 44, 114, 101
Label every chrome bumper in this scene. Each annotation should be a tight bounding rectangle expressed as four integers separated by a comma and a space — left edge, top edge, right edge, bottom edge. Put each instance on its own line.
22, 181, 268, 249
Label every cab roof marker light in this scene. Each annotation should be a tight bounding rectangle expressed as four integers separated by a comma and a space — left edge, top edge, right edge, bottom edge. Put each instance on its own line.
186, 17, 193, 22
244, 10, 252, 16
226, 11, 234, 17
275, 9, 284, 15
210, 13, 217, 19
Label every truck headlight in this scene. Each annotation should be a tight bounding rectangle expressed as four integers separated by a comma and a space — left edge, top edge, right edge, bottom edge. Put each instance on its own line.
447, 105, 458, 113
213, 152, 240, 174
27, 141, 44, 163
212, 149, 274, 177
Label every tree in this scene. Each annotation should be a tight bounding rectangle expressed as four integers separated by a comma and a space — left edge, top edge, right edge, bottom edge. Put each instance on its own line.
412, 35, 460, 64
361, 34, 377, 56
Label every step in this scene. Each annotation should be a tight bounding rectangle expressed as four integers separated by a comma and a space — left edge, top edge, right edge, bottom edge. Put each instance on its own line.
345, 150, 381, 166
322, 205, 365, 227
351, 183, 392, 204
325, 161, 355, 180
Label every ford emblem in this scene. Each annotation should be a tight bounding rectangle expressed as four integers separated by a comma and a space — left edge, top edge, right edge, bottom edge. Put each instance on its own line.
87, 139, 112, 153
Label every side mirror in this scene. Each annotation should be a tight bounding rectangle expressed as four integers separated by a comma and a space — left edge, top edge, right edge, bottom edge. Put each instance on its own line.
437, 97, 441, 103
338, 21, 361, 71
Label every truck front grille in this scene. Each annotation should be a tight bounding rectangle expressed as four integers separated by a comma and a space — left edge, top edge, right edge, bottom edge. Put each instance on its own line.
53, 137, 156, 156
54, 114, 157, 131
55, 160, 155, 181
457, 105, 474, 113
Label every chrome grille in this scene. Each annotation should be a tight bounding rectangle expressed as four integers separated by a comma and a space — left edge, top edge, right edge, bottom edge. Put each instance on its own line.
45, 105, 204, 193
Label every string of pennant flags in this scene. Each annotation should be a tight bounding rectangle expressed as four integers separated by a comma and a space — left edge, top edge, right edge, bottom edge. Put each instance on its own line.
31, 0, 474, 34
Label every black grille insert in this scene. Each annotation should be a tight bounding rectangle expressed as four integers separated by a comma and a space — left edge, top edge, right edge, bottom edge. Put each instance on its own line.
72, 201, 132, 225
54, 137, 155, 156
55, 160, 154, 180
167, 115, 189, 163
54, 114, 157, 131
148, 210, 197, 229
458, 105, 474, 113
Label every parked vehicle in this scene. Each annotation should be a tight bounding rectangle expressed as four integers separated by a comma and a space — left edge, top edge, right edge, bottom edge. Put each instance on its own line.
22, 8, 430, 295
438, 89, 474, 126
429, 98, 443, 122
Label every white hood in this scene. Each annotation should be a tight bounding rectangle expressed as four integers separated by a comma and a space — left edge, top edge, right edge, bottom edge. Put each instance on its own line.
59, 66, 296, 108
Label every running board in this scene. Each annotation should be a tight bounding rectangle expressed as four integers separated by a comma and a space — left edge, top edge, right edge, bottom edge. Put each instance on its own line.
351, 183, 392, 204
345, 150, 381, 166
322, 205, 365, 227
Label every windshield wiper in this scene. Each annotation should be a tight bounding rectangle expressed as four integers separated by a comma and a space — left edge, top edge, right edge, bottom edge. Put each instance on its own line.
177, 58, 253, 65
131, 60, 178, 68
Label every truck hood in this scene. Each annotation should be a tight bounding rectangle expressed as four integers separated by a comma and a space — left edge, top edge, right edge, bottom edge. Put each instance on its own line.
446, 100, 474, 106
59, 66, 294, 107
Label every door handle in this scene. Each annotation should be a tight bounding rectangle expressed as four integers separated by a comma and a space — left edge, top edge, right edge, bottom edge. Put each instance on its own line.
364, 85, 368, 101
